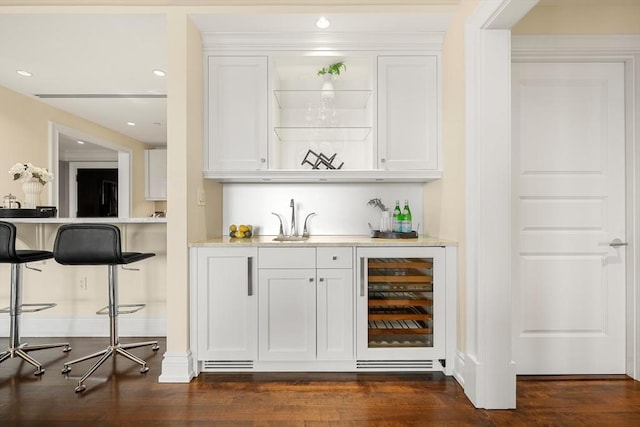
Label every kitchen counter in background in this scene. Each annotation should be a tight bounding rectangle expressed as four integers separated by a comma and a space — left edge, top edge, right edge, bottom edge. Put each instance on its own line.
3, 217, 167, 224
191, 235, 456, 247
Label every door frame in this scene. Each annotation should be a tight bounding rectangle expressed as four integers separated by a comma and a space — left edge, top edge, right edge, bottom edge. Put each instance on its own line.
511, 35, 640, 381
464, 0, 640, 408
48, 122, 132, 218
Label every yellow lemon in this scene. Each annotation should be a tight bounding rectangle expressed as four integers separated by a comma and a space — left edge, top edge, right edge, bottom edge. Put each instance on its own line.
235, 231, 245, 238
229, 224, 237, 232
239, 225, 248, 232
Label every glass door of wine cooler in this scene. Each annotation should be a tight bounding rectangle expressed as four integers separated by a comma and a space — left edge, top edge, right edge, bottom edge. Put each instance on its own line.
356, 247, 445, 360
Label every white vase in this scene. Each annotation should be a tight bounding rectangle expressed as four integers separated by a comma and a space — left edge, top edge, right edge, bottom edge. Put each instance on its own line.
321, 74, 335, 101
22, 179, 43, 209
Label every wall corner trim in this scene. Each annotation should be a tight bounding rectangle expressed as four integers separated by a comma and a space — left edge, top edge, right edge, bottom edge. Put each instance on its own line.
158, 350, 196, 383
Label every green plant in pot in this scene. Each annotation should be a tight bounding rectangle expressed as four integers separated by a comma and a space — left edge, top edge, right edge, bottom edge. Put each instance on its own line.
317, 61, 346, 77
318, 61, 346, 100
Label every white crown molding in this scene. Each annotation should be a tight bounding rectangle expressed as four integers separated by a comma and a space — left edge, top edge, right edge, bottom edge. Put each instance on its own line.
202, 31, 447, 52
512, 35, 640, 57
59, 149, 119, 162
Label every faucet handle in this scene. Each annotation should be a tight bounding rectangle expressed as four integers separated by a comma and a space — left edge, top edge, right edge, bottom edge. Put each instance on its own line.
271, 212, 285, 238
303, 212, 317, 238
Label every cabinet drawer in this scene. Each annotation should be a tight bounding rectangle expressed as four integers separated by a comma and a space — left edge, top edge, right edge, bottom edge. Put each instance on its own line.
317, 247, 352, 269
259, 247, 315, 269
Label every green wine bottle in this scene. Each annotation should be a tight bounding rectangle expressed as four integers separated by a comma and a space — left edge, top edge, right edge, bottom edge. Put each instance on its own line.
401, 200, 412, 233
393, 200, 403, 232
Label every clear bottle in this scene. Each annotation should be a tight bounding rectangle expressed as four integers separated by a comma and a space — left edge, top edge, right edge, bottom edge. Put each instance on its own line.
392, 200, 403, 233
401, 200, 412, 233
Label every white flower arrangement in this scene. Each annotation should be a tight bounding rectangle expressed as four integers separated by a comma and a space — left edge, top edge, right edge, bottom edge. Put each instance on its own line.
9, 163, 54, 185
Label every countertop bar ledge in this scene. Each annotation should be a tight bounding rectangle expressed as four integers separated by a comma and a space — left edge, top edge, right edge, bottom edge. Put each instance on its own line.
191, 235, 456, 247
2, 217, 167, 224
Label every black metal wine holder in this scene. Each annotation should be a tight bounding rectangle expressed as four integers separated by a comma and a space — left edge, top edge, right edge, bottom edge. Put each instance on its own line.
301, 149, 344, 170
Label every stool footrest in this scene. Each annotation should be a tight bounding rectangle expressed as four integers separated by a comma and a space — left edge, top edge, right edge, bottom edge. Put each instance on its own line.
96, 303, 146, 315
0, 303, 57, 314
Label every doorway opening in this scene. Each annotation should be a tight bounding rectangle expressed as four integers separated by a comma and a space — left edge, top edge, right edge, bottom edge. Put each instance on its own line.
71, 165, 119, 217
49, 122, 131, 218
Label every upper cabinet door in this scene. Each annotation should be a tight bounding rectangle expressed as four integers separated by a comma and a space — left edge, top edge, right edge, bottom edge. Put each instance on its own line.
377, 56, 439, 171
206, 56, 268, 171
145, 149, 167, 201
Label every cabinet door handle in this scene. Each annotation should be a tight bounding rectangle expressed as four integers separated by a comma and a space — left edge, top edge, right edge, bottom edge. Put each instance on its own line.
247, 256, 253, 296
309, 277, 314, 282
380, 158, 386, 163
332, 255, 338, 260
260, 158, 266, 163
319, 277, 325, 282
360, 257, 366, 297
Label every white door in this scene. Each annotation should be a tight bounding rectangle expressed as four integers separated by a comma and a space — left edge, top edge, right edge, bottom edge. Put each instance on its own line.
377, 55, 439, 171
316, 268, 353, 361
512, 62, 626, 374
258, 269, 316, 361
196, 247, 257, 361
206, 56, 268, 171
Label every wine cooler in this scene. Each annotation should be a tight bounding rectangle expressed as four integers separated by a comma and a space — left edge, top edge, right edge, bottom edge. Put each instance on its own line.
356, 247, 446, 365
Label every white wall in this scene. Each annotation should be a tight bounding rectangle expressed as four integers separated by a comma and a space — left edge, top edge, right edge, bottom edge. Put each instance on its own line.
223, 182, 424, 236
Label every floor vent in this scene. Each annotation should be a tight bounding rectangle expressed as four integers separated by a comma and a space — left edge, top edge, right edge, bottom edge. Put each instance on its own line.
202, 360, 254, 370
356, 360, 437, 370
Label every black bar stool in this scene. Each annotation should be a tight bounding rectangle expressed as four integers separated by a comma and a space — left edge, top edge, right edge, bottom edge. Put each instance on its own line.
0, 221, 71, 375
53, 223, 159, 392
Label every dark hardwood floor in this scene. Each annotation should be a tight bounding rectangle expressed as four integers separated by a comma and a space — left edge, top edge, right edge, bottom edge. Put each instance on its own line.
1, 337, 639, 426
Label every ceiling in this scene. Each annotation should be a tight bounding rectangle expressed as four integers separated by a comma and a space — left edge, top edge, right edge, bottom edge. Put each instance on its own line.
0, 13, 167, 145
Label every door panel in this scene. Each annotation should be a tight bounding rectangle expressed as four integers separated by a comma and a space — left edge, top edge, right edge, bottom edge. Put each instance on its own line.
512, 62, 626, 374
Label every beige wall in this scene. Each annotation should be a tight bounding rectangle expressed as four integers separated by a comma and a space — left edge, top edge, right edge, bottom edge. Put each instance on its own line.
513, 3, 640, 34
425, 0, 479, 355
0, 84, 155, 218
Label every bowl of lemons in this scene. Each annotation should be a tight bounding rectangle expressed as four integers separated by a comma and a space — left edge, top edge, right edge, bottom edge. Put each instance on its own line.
229, 224, 253, 239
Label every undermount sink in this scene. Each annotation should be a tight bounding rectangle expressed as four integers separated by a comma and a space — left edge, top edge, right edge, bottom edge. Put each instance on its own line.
272, 236, 309, 242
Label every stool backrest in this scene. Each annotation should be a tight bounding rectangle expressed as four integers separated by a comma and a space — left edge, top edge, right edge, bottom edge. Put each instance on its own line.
0, 221, 18, 262
54, 223, 124, 265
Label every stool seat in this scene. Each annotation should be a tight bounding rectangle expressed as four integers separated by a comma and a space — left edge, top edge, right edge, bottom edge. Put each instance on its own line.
0, 221, 71, 376
12, 250, 56, 264
53, 223, 159, 392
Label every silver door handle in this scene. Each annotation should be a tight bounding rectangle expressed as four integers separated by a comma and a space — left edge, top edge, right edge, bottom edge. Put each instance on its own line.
609, 238, 628, 248
247, 256, 253, 296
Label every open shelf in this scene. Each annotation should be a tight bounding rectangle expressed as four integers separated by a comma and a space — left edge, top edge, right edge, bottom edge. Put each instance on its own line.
273, 127, 372, 142
273, 90, 372, 109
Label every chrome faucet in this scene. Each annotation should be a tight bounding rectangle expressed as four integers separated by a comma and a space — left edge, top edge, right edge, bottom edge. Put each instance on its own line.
271, 212, 285, 238
303, 212, 317, 238
272, 200, 316, 241
290, 199, 296, 237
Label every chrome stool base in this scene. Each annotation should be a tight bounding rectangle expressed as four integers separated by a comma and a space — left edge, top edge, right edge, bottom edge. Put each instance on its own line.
62, 339, 159, 393
0, 260, 72, 376
0, 342, 72, 376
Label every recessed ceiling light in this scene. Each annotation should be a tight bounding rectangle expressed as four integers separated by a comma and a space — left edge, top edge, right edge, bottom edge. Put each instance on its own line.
127, 122, 136, 126
16, 70, 32, 77
316, 16, 330, 30
77, 140, 85, 145
153, 69, 166, 77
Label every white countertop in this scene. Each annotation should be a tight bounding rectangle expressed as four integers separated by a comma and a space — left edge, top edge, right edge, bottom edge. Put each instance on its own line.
2, 217, 167, 224
191, 235, 456, 247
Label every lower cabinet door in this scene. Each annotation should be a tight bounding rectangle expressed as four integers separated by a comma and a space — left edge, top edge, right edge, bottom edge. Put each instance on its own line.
196, 247, 257, 361
258, 269, 316, 361
316, 268, 353, 360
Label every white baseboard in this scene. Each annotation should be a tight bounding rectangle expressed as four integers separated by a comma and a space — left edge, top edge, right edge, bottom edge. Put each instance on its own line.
0, 316, 166, 337
159, 350, 196, 383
